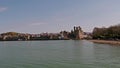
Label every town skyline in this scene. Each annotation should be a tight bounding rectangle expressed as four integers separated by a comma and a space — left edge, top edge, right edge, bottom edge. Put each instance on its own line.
0, 26, 90, 41
0, 0, 120, 33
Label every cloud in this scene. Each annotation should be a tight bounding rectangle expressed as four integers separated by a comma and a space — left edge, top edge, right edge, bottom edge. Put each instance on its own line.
29, 22, 46, 26
0, 7, 7, 12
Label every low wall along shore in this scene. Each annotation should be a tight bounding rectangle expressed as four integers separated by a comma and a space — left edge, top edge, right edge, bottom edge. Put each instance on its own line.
90, 40, 120, 45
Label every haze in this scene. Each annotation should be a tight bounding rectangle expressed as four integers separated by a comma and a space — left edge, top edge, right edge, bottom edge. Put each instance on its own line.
0, 0, 120, 33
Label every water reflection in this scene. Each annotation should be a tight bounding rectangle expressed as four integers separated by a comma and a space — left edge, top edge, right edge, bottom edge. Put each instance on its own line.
0, 41, 120, 68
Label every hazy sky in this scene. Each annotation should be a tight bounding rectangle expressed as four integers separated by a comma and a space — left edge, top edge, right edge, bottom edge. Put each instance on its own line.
0, 0, 120, 33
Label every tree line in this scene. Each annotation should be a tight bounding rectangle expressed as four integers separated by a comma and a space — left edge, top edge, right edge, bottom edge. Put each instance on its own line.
92, 24, 120, 40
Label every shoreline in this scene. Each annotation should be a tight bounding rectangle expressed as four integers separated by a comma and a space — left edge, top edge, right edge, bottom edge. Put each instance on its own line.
89, 40, 120, 45
1, 40, 120, 45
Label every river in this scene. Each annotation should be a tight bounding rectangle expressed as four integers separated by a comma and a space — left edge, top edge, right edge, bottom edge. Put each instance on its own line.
0, 40, 120, 68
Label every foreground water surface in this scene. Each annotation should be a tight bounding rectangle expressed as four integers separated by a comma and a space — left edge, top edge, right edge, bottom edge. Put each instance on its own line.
0, 40, 120, 68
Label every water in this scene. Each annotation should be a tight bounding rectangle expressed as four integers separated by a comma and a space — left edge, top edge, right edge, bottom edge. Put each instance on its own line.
0, 40, 120, 68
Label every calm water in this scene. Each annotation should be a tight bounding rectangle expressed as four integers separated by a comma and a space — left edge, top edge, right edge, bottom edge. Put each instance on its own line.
0, 40, 120, 68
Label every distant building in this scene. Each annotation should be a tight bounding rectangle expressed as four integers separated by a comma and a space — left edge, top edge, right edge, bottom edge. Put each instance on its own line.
73, 26, 84, 40
0, 26, 89, 41
60, 31, 70, 40
3, 35, 7, 40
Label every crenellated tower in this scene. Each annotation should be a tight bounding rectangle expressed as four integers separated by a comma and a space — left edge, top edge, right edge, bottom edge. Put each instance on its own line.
73, 26, 84, 40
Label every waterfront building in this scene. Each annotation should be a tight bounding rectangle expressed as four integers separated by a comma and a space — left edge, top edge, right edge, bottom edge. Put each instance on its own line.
73, 26, 84, 40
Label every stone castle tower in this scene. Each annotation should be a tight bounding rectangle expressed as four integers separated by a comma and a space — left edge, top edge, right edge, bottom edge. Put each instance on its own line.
73, 26, 84, 40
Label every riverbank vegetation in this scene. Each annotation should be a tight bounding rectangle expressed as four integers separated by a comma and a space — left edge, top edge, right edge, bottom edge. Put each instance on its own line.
92, 24, 120, 40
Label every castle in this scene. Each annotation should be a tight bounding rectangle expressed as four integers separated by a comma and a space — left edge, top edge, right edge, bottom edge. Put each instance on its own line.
60, 26, 85, 40
73, 26, 84, 40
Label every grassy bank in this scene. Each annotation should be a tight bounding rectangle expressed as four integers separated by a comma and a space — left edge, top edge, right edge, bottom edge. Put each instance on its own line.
89, 40, 120, 45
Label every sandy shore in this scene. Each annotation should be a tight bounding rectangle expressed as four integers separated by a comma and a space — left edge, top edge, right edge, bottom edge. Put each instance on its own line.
89, 40, 120, 45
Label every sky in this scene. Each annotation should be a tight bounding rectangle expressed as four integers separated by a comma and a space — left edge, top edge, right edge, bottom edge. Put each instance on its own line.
0, 0, 120, 33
